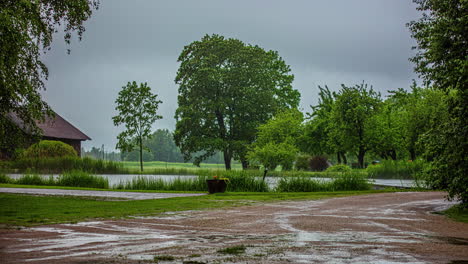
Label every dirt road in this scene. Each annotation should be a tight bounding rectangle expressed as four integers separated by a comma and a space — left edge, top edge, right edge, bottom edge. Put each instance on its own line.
1, 192, 467, 263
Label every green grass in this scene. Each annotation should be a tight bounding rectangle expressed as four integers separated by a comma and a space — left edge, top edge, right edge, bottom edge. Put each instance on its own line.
0, 189, 389, 227
276, 172, 370, 192
4, 171, 109, 189
153, 255, 176, 261
442, 205, 468, 223
217, 245, 247, 255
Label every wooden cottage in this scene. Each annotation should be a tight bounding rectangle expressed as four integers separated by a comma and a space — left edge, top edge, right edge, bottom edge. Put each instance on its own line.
7, 112, 91, 156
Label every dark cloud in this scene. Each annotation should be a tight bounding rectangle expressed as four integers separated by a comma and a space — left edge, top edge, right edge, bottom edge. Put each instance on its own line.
41, 0, 421, 151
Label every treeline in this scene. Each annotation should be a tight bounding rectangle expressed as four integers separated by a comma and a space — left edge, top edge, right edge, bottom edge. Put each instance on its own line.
83, 129, 225, 164
247, 82, 448, 170
303, 82, 447, 167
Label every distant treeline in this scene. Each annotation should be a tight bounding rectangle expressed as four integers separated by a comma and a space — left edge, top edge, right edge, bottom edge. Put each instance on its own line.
82, 129, 225, 164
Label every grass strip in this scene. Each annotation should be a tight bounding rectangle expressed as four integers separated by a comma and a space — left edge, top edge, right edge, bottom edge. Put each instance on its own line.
0, 190, 389, 227
440, 205, 468, 223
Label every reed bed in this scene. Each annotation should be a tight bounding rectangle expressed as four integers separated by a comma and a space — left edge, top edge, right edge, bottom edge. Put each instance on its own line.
2, 170, 109, 189
366, 160, 428, 179
3, 157, 125, 174
276, 172, 370, 192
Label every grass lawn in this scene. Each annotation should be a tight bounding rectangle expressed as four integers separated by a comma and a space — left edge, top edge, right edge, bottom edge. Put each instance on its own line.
442, 205, 468, 223
0, 186, 389, 227
121, 160, 243, 170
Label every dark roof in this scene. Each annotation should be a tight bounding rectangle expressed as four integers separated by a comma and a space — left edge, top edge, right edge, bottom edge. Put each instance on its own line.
8, 112, 91, 141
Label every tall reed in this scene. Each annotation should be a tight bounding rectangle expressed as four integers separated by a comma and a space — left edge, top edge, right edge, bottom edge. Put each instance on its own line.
366, 160, 428, 179
276, 172, 370, 192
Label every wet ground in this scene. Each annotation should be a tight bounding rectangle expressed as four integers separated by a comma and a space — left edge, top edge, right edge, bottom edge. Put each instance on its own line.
0, 188, 206, 200
1, 192, 467, 263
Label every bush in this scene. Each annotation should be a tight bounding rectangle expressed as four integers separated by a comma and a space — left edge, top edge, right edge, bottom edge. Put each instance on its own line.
295, 155, 311, 171
326, 164, 352, 173
22, 140, 77, 159
309, 156, 329, 171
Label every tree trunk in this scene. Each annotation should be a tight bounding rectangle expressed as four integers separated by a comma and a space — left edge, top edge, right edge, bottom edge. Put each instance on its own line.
357, 148, 366, 168
337, 152, 342, 164
340, 152, 347, 165
223, 149, 231, 170
389, 149, 397, 160
409, 148, 416, 161
139, 136, 143, 172
241, 159, 249, 170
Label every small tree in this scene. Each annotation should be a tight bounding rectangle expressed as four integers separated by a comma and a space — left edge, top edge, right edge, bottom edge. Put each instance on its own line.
113, 81, 162, 171
247, 109, 303, 170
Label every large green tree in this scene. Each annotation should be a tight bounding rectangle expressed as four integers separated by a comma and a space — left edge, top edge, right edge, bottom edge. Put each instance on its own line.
174, 34, 300, 170
113, 81, 162, 172
0, 0, 99, 151
408, 0, 468, 205
331, 83, 382, 168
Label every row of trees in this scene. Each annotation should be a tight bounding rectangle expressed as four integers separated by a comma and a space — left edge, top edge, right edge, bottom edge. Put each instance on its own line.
246, 83, 448, 170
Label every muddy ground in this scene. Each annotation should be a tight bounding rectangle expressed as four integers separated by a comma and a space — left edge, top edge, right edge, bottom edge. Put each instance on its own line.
1, 192, 467, 264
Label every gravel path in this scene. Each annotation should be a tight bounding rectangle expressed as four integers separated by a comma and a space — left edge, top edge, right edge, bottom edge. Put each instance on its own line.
0, 187, 206, 200
1, 192, 467, 263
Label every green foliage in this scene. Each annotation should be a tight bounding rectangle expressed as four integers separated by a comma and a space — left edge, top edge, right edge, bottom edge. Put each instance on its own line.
366, 160, 428, 179
295, 155, 311, 171
6, 156, 124, 174
247, 109, 303, 170
57, 170, 109, 189
22, 140, 77, 159
442, 205, 468, 223
217, 245, 247, 255
114, 176, 207, 192
113, 81, 163, 172
330, 83, 382, 168
408, 0, 468, 205
5, 170, 108, 189
0, 1, 99, 144
174, 34, 300, 169
0, 173, 11, 184
309, 156, 329, 172
326, 164, 352, 173
154, 255, 176, 262
276, 173, 370, 192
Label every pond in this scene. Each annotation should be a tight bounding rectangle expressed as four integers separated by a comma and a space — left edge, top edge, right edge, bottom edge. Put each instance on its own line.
7, 174, 417, 189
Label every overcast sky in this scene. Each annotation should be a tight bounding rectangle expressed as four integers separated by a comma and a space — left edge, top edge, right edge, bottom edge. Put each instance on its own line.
41, 0, 421, 151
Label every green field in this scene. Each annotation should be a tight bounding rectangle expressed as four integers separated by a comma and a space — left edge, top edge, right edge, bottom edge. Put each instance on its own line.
121, 161, 243, 171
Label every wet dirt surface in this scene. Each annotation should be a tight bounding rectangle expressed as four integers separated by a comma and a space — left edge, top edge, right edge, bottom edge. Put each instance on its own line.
1, 192, 467, 263
0, 188, 206, 200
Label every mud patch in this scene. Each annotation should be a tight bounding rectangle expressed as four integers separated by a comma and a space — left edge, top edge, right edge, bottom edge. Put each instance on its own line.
0, 192, 467, 263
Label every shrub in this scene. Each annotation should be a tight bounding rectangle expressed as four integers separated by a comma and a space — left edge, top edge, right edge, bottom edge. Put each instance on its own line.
295, 155, 311, 171
22, 140, 77, 159
309, 156, 329, 171
326, 164, 352, 173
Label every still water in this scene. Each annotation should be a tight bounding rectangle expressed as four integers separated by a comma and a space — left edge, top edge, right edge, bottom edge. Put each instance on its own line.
7, 174, 416, 189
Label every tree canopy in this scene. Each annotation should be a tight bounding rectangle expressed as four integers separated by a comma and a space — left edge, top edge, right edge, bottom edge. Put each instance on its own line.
0, 0, 99, 140
247, 109, 304, 170
174, 34, 300, 169
112, 81, 162, 171
408, 0, 468, 205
